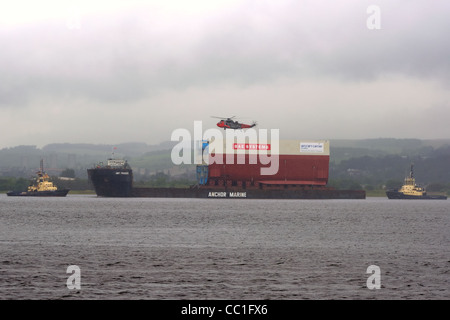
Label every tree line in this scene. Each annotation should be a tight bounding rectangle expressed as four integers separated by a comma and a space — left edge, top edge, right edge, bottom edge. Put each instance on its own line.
329, 152, 450, 193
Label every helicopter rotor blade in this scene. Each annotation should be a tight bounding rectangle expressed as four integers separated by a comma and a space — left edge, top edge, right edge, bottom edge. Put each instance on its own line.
211, 116, 237, 120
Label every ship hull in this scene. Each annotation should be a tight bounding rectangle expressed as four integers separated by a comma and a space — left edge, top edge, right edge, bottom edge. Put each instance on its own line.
87, 168, 133, 197
386, 190, 447, 200
6, 189, 70, 197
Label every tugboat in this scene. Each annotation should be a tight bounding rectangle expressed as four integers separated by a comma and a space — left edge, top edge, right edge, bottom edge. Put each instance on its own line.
386, 164, 447, 200
6, 159, 70, 197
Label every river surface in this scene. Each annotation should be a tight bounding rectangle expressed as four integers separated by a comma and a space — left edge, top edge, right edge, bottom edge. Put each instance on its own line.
0, 194, 448, 300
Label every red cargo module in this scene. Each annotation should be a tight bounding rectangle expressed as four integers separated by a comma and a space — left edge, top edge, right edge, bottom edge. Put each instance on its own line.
205, 140, 330, 189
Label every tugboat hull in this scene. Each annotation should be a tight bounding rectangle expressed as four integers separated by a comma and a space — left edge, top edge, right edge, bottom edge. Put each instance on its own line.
6, 189, 70, 197
386, 190, 447, 200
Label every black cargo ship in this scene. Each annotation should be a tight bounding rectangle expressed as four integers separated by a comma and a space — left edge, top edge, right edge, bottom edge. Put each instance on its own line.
87, 161, 365, 199
87, 159, 133, 197
87, 139, 365, 199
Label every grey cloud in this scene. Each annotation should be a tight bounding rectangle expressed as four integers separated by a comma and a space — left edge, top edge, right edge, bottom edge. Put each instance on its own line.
1, 0, 449, 109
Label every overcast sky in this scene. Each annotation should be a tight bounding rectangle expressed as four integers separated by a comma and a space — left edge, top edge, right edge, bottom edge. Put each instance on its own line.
1, 0, 449, 149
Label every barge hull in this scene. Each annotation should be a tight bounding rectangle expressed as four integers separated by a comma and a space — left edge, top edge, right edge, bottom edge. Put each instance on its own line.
131, 187, 366, 199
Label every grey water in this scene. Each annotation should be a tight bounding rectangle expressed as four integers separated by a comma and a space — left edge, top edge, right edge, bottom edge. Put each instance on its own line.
0, 194, 448, 300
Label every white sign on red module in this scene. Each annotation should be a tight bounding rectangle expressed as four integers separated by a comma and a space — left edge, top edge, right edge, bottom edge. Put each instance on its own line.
232, 143, 271, 151
300, 142, 324, 153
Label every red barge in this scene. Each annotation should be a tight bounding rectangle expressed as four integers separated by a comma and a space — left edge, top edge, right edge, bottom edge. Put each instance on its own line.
87, 139, 365, 199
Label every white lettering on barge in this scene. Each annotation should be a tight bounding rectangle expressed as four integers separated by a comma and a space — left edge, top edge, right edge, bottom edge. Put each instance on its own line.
229, 192, 247, 198
208, 192, 247, 198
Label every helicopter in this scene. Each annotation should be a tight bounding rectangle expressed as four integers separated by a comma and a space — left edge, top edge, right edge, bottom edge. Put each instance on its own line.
211, 116, 257, 130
